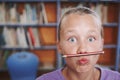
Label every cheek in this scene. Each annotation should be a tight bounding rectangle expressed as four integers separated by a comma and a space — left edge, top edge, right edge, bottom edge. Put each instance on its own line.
65, 58, 77, 67
89, 40, 103, 51
96, 40, 103, 50
60, 42, 77, 54
90, 55, 99, 64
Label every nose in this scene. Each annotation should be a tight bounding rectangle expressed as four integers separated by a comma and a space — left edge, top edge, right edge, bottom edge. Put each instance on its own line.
77, 41, 87, 54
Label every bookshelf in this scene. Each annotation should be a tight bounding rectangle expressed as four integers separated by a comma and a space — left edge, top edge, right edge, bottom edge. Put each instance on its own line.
0, 0, 59, 72
0, 0, 120, 75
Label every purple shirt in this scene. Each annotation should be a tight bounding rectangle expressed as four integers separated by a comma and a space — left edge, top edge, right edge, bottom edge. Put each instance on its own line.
36, 67, 120, 80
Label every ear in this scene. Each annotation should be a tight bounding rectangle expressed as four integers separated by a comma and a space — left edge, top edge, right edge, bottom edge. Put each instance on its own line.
57, 41, 62, 54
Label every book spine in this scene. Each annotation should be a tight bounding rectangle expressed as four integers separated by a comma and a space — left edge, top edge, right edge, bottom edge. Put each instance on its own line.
16, 27, 28, 48
28, 27, 36, 46
41, 2, 48, 24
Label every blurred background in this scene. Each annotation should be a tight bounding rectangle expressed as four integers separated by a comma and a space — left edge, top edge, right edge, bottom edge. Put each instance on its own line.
0, 0, 120, 80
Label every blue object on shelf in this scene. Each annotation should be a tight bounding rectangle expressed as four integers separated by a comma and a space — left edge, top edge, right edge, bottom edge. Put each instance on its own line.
7, 51, 39, 80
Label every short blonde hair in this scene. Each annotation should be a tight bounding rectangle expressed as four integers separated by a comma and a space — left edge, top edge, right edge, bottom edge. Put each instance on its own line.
58, 7, 103, 41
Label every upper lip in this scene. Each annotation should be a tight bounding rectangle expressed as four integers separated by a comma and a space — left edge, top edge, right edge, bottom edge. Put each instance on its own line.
79, 57, 88, 60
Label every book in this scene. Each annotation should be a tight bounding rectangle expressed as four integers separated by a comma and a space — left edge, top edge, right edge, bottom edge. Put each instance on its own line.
2, 27, 8, 47
0, 34, 5, 47
0, 28, 6, 46
9, 3, 17, 24
5, 3, 10, 24
76, 3, 84, 8
36, 3, 43, 24
24, 28, 31, 47
27, 30, 33, 49
25, 3, 32, 24
9, 28, 17, 47
20, 9, 27, 24
0, 3, 6, 24
2, 27, 17, 47
28, 27, 36, 46
39, 8, 44, 24
17, 3, 26, 24
17, 3, 25, 14
16, 27, 28, 48
41, 2, 48, 24
32, 28, 41, 47
31, 4, 37, 24
95, 3, 103, 22
102, 4, 108, 24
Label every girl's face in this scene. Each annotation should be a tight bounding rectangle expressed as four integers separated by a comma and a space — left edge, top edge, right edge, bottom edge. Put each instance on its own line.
58, 14, 104, 73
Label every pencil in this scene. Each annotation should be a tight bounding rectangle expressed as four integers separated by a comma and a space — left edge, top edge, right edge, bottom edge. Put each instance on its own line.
62, 51, 104, 58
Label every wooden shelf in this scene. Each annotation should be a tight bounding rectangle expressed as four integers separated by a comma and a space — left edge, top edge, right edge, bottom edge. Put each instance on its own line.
0, 0, 57, 2
103, 23, 118, 27
104, 44, 117, 48
0, 23, 57, 28
60, 0, 119, 3
0, 45, 57, 50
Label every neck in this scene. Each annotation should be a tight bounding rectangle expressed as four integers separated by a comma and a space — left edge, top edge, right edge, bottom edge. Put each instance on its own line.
62, 66, 100, 80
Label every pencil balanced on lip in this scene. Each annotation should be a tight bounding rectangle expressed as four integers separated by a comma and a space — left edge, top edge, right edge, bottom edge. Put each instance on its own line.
62, 51, 104, 58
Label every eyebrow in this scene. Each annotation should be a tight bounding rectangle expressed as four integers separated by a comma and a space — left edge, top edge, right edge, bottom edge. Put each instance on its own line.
64, 29, 99, 34
88, 31, 97, 34
87, 30, 100, 35
63, 29, 78, 34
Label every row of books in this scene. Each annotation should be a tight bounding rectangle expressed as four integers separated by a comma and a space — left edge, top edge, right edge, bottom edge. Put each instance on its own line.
0, 2, 109, 25
61, 2, 108, 24
0, 2, 48, 24
0, 27, 41, 48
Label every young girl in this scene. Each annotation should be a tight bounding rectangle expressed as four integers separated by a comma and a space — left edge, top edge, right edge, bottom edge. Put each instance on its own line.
36, 7, 120, 80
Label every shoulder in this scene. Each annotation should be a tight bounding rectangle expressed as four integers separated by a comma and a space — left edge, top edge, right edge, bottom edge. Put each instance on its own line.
36, 68, 65, 80
100, 67, 120, 80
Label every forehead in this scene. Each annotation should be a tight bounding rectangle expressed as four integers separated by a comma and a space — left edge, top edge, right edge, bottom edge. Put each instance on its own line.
60, 14, 100, 31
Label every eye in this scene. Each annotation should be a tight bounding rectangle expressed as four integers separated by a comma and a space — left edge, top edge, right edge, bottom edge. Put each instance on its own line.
88, 37, 95, 42
68, 37, 77, 43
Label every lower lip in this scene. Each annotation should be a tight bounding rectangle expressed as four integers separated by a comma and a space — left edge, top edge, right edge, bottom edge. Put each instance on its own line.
78, 58, 89, 65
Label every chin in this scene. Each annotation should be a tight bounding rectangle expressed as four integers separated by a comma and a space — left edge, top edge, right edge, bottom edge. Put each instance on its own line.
75, 65, 93, 73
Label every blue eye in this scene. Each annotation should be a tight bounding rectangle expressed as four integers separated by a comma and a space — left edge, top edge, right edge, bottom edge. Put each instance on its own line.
88, 37, 95, 42
68, 37, 77, 43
